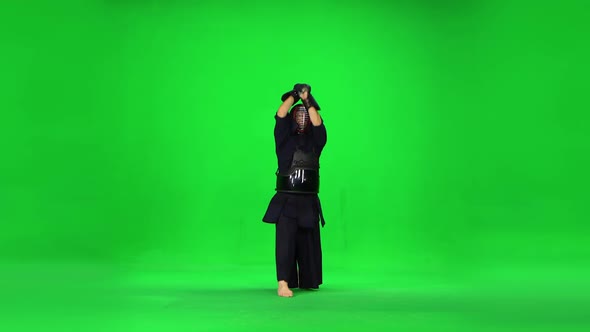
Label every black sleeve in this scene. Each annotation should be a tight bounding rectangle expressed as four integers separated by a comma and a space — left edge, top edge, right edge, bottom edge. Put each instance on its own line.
274, 114, 291, 147
312, 122, 327, 149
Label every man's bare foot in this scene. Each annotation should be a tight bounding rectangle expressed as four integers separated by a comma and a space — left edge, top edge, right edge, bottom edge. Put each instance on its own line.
278, 280, 293, 297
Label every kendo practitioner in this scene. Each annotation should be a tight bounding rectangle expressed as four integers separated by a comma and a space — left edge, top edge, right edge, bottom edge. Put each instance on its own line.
262, 83, 327, 298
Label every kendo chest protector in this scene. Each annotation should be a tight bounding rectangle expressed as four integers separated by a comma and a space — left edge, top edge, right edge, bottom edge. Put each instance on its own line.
275, 147, 319, 194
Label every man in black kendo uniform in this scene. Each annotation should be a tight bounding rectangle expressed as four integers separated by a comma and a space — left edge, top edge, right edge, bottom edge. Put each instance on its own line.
262, 83, 327, 298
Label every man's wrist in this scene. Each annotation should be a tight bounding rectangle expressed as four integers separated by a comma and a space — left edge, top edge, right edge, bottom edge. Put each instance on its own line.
302, 98, 310, 109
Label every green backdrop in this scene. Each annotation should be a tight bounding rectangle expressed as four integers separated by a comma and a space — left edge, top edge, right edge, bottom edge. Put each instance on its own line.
2, 0, 589, 297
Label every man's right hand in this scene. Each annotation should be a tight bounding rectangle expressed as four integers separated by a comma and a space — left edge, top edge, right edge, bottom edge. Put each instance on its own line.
278, 84, 300, 117
294, 83, 311, 96
281, 88, 300, 103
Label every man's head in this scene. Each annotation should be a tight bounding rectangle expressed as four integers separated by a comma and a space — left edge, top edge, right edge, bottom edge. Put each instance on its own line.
291, 104, 310, 134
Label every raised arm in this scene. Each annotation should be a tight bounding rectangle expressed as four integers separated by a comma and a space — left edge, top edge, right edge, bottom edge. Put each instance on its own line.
299, 87, 322, 126
277, 85, 301, 118
277, 95, 296, 118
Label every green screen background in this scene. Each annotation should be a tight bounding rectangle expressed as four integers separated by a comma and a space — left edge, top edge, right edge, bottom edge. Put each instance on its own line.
1, 0, 589, 311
